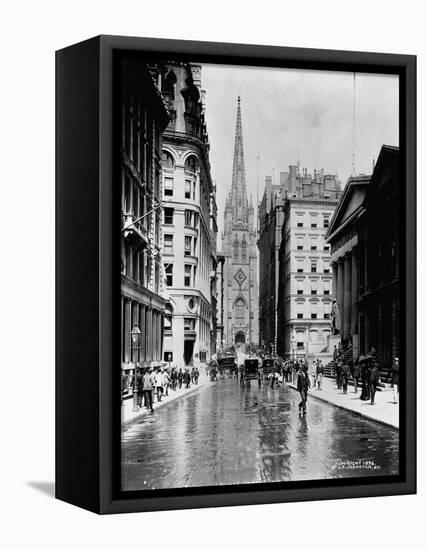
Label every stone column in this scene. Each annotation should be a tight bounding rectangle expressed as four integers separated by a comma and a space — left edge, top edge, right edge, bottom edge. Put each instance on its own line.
139, 304, 145, 364
343, 255, 352, 342
124, 298, 131, 364
351, 249, 359, 358
337, 260, 344, 334
120, 296, 124, 363
332, 262, 338, 300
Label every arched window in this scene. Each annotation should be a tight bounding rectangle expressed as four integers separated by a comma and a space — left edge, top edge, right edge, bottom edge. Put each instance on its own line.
185, 155, 198, 173
235, 298, 245, 323
162, 150, 174, 170
233, 239, 239, 260
164, 70, 177, 101
241, 240, 247, 261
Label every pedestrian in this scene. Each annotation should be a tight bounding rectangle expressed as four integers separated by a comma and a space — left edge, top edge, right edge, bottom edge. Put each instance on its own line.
333, 345, 338, 361
171, 367, 177, 391
184, 368, 191, 388
178, 368, 183, 389
297, 364, 310, 415
369, 361, 381, 405
162, 368, 170, 397
194, 367, 199, 385
335, 360, 343, 389
155, 368, 164, 402
341, 362, 351, 394
391, 357, 399, 404
352, 362, 361, 393
310, 360, 317, 389
135, 368, 143, 408
121, 370, 129, 405
360, 362, 371, 401
142, 368, 154, 412
191, 367, 195, 384
316, 360, 323, 390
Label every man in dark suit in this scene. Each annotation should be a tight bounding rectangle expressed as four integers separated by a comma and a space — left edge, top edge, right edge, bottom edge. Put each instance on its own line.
297, 365, 311, 415
341, 363, 351, 394
352, 362, 361, 393
369, 362, 381, 405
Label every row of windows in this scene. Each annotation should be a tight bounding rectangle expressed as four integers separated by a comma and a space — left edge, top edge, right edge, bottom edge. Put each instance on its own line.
163, 234, 198, 256
163, 208, 200, 228
296, 218, 329, 229
164, 263, 197, 287
296, 244, 330, 251
296, 264, 330, 274
296, 289, 330, 295
296, 313, 330, 319
162, 151, 199, 173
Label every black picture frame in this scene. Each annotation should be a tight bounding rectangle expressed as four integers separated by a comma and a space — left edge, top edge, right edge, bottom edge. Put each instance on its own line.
56, 35, 416, 514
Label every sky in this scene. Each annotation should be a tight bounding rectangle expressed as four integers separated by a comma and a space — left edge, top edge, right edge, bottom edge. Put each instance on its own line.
200, 63, 399, 237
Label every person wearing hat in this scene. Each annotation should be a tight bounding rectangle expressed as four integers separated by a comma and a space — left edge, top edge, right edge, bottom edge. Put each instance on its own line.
391, 357, 400, 404
142, 368, 154, 412
297, 364, 311, 415
369, 361, 381, 405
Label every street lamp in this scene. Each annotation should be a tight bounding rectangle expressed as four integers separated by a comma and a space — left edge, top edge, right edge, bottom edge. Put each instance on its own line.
131, 326, 142, 412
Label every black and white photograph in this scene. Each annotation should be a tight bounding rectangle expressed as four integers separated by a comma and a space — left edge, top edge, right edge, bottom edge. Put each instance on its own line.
119, 55, 401, 492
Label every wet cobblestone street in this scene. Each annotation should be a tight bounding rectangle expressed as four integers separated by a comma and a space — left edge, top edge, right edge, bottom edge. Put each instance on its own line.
121, 378, 399, 491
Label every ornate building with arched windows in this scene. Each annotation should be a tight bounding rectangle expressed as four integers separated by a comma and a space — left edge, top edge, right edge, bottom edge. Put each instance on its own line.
221, 98, 259, 352
159, 62, 219, 368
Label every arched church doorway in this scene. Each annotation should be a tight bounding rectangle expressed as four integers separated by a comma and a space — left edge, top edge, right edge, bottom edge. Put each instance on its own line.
234, 331, 246, 353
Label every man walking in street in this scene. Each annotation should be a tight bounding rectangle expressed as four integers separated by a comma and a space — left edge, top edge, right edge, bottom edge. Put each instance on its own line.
178, 368, 183, 389
142, 368, 155, 412
184, 368, 191, 389
335, 360, 343, 389
162, 368, 170, 397
194, 367, 199, 385
155, 368, 164, 402
170, 367, 177, 391
369, 361, 381, 405
297, 364, 310, 415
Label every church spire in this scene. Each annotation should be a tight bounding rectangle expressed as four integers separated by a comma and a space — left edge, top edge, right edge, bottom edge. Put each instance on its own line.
229, 96, 248, 223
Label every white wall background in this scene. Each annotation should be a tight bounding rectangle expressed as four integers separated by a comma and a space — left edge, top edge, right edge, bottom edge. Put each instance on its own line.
0, 1, 423, 548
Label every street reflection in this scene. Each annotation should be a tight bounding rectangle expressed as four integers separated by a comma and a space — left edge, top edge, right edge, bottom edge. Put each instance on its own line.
121, 379, 399, 491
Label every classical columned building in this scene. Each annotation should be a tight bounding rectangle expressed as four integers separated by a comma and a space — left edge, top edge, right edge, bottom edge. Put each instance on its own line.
160, 62, 218, 368
325, 174, 370, 359
276, 168, 342, 359
222, 97, 258, 352
326, 145, 399, 374
327, 146, 400, 374
120, 58, 170, 373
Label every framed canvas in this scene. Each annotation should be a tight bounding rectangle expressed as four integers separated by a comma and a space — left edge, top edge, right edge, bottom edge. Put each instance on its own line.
56, 35, 416, 514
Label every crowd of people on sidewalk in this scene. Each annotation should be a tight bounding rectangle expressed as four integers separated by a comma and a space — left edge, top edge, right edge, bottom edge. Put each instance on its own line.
121, 365, 200, 413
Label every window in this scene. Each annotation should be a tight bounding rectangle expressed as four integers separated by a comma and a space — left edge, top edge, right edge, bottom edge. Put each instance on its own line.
311, 289, 317, 295
324, 313, 330, 319
163, 234, 173, 255
297, 313, 303, 319
297, 341, 304, 348
324, 289, 330, 295
184, 317, 195, 331
185, 156, 198, 173
184, 236, 192, 256
233, 239, 239, 260
185, 210, 191, 226
163, 351, 173, 361
162, 150, 174, 170
323, 218, 330, 228
164, 177, 174, 196
311, 313, 318, 319
297, 289, 303, 295
311, 223, 317, 228
311, 263, 317, 273
184, 264, 192, 287
185, 179, 191, 199
324, 245, 330, 252
297, 267, 303, 273
311, 245, 317, 251
297, 222, 304, 228
297, 245, 303, 250
164, 264, 173, 286
241, 240, 247, 261
164, 208, 174, 225
235, 298, 245, 323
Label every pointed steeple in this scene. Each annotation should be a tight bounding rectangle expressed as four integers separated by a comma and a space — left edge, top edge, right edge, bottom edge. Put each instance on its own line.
229, 96, 248, 223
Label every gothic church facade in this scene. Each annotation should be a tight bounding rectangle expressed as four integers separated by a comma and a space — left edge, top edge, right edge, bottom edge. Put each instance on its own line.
221, 98, 259, 352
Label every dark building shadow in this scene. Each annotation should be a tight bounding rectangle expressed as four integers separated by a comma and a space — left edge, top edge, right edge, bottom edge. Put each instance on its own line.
26, 481, 55, 498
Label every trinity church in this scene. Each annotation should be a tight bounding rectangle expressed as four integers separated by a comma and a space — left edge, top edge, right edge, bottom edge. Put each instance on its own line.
221, 97, 259, 352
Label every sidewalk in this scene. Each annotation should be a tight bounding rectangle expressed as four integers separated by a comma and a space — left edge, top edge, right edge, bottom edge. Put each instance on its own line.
122, 372, 209, 425
288, 376, 399, 429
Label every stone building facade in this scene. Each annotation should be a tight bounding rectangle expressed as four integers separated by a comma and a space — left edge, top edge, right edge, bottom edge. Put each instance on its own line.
276, 168, 342, 359
160, 62, 218, 369
120, 58, 170, 374
326, 145, 399, 376
222, 98, 258, 352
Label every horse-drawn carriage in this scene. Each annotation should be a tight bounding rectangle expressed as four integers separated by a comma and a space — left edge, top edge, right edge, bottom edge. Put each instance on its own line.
262, 358, 274, 379
217, 356, 238, 378
241, 358, 260, 388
